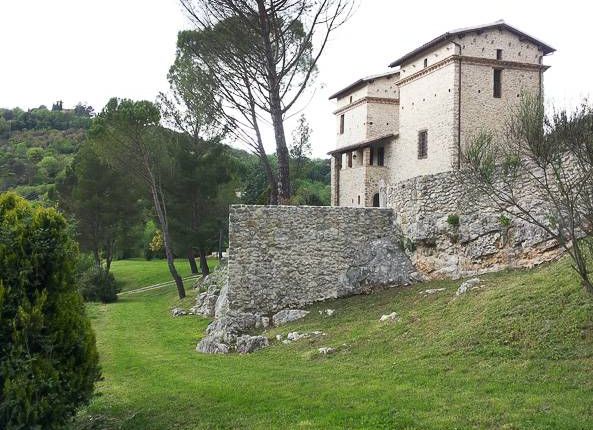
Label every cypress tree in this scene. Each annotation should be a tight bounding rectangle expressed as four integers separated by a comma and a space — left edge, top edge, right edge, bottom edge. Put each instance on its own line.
0, 192, 100, 429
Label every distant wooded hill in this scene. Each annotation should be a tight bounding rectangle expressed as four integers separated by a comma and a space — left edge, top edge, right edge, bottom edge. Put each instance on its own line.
0, 104, 93, 199
0, 104, 330, 205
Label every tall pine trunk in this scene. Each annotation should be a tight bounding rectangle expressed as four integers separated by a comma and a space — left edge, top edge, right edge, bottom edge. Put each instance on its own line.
150, 183, 185, 299
256, 0, 291, 203
218, 229, 224, 260
246, 77, 278, 205
199, 249, 210, 278
187, 248, 199, 274
260, 150, 278, 205
105, 239, 115, 274
270, 105, 291, 203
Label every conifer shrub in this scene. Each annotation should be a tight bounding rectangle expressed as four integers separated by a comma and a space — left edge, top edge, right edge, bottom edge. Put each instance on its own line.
0, 192, 100, 429
79, 266, 120, 303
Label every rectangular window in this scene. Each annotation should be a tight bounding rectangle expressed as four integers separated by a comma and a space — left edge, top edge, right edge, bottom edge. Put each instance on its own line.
418, 130, 428, 159
339, 114, 345, 134
377, 147, 385, 166
347, 152, 352, 168
423, 58, 428, 68
496, 49, 502, 60
493, 69, 502, 98
369, 147, 374, 165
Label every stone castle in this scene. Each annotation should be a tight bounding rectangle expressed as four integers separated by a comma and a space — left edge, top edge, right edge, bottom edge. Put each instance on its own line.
196, 22, 562, 354
328, 20, 554, 207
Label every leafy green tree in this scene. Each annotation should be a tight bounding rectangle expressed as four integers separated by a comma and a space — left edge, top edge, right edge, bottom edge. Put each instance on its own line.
168, 135, 236, 276
57, 142, 141, 272
0, 192, 100, 429
26, 147, 44, 163
90, 98, 187, 299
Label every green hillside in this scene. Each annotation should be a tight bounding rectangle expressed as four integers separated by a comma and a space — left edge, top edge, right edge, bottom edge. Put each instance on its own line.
0, 105, 92, 200
73, 257, 593, 429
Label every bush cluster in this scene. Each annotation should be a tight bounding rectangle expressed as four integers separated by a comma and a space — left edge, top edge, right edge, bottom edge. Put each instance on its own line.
0, 192, 100, 429
79, 266, 120, 303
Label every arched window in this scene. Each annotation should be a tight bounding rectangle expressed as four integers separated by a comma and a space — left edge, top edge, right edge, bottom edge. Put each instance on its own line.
373, 193, 380, 207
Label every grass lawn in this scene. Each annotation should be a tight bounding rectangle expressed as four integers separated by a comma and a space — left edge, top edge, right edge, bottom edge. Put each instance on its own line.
75, 258, 593, 429
110, 258, 219, 292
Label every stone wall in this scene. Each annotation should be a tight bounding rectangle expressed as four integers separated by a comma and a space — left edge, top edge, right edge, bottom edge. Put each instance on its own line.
381, 171, 562, 279
224, 205, 414, 317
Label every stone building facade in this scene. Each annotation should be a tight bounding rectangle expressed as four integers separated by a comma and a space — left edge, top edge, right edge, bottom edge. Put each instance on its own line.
329, 20, 554, 207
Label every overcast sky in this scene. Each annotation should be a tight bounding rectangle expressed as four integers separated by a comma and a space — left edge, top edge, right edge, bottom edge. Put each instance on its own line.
1, 0, 589, 157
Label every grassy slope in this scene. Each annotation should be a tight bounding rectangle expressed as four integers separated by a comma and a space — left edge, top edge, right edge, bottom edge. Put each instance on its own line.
78, 258, 593, 429
110, 258, 218, 292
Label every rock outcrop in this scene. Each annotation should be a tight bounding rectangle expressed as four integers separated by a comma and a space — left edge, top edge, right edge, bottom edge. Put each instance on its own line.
272, 309, 309, 326
190, 263, 228, 317
236, 335, 269, 354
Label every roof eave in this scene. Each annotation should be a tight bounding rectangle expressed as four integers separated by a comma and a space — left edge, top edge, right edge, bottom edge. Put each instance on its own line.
388, 22, 555, 69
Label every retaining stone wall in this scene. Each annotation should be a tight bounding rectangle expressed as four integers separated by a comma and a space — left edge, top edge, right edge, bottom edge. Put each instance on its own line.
224, 205, 414, 317
381, 171, 562, 278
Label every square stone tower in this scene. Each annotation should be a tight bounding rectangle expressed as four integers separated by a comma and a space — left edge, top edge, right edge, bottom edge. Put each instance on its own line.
329, 20, 555, 207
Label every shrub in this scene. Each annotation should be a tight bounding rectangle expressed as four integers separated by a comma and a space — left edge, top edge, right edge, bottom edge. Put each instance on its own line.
79, 266, 120, 303
447, 214, 460, 227
499, 214, 511, 227
0, 192, 100, 429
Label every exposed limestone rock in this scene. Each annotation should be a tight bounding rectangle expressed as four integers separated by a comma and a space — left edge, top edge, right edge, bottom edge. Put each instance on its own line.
421, 288, 447, 296
382, 171, 564, 280
272, 309, 309, 326
287, 332, 305, 342
318, 347, 336, 355
255, 316, 270, 329
171, 308, 187, 317
345, 237, 414, 292
379, 312, 400, 322
282, 331, 325, 343
196, 338, 229, 354
191, 263, 228, 317
236, 335, 269, 354
457, 278, 481, 296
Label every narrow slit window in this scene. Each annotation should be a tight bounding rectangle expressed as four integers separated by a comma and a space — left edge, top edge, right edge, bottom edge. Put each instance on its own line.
347, 152, 352, 168
339, 114, 345, 134
377, 147, 385, 166
493, 69, 502, 98
423, 58, 428, 68
369, 147, 374, 165
496, 49, 502, 60
418, 130, 428, 159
